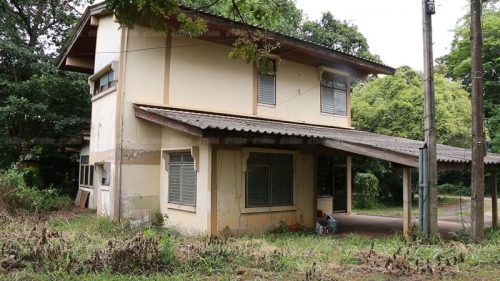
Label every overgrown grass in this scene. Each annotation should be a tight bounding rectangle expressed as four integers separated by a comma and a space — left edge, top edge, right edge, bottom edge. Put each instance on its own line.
1, 210, 499, 280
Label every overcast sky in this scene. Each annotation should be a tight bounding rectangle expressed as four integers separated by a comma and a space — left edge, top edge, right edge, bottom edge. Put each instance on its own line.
295, 0, 469, 71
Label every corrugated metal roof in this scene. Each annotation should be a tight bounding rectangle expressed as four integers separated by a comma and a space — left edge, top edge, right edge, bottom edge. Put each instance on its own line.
136, 105, 500, 166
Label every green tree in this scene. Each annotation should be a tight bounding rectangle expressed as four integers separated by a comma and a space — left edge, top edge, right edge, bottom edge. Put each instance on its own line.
0, 0, 91, 192
352, 66, 472, 148
301, 11, 379, 61
438, 5, 499, 152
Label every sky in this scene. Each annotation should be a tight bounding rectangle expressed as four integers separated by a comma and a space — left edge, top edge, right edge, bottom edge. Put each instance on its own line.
295, 0, 469, 71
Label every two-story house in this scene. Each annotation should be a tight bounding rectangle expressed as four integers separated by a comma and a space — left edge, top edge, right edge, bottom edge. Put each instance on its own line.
58, 2, 500, 235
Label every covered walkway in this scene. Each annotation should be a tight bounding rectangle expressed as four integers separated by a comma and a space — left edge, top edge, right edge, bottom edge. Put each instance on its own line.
134, 103, 500, 236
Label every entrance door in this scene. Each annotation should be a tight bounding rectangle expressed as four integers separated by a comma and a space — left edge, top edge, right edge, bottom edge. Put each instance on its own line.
317, 156, 347, 213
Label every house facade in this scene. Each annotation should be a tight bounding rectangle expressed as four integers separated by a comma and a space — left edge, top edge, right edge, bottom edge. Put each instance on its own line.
59, 3, 500, 235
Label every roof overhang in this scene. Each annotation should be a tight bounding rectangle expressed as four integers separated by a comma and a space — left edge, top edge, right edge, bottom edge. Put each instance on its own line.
133, 104, 500, 169
58, 3, 395, 77
56, 2, 109, 73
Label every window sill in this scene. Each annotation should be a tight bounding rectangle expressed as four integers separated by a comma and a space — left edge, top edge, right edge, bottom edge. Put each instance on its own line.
91, 86, 117, 102
257, 103, 276, 108
320, 112, 348, 118
167, 203, 196, 213
241, 205, 297, 214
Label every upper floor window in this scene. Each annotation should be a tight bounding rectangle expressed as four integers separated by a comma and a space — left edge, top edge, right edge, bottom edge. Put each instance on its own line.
93, 69, 116, 96
257, 59, 276, 106
246, 152, 293, 208
320, 71, 347, 116
168, 152, 197, 207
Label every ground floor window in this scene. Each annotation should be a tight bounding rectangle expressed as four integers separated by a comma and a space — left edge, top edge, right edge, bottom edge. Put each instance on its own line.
246, 152, 293, 208
168, 152, 197, 207
79, 156, 94, 188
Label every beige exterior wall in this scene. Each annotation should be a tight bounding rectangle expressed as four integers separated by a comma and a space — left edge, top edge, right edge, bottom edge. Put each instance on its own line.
168, 36, 254, 114
215, 148, 315, 234
89, 15, 122, 217
94, 16, 121, 72
159, 127, 212, 234
167, 36, 350, 128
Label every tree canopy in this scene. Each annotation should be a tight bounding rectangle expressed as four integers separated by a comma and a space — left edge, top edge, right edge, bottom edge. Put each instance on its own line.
301, 12, 379, 61
438, 4, 499, 152
352, 66, 472, 148
0, 0, 91, 191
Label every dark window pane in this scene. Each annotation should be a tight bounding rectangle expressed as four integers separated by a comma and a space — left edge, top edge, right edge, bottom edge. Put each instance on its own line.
321, 72, 334, 87
89, 166, 94, 187
246, 165, 269, 207
334, 76, 346, 90
81, 156, 89, 165
247, 152, 269, 165
84, 166, 89, 186
79, 166, 84, 185
271, 166, 293, 206
169, 153, 183, 163
270, 153, 292, 166
317, 156, 333, 196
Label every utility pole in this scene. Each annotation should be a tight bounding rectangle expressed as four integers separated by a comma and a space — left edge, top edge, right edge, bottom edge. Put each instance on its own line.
421, 0, 438, 236
470, 0, 485, 241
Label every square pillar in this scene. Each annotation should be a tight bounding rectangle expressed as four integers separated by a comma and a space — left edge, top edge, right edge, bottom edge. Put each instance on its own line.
403, 167, 412, 237
492, 169, 498, 228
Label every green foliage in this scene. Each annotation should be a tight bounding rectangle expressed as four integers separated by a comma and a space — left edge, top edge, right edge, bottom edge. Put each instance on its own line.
0, 0, 91, 192
151, 209, 165, 226
438, 6, 500, 152
353, 172, 380, 209
0, 166, 72, 213
352, 66, 472, 148
301, 12, 379, 61
437, 183, 470, 196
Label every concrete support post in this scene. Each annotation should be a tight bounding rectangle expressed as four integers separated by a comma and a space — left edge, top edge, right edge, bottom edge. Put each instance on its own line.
346, 157, 352, 214
403, 167, 412, 238
492, 169, 498, 228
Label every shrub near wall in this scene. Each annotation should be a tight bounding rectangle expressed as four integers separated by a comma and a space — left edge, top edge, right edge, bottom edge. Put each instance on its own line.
0, 165, 71, 213
353, 172, 380, 209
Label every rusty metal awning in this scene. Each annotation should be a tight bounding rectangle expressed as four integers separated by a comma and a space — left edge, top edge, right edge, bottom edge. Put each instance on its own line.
134, 104, 500, 168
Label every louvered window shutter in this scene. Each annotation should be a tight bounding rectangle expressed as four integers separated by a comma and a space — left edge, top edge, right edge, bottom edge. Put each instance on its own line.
321, 72, 348, 116
257, 60, 276, 105
321, 85, 334, 114
168, 152, 197, 206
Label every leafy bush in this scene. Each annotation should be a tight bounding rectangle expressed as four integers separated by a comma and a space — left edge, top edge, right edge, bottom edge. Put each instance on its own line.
0, 165, 72, 213
354, 172, 380, 209
437, 183, 470, 196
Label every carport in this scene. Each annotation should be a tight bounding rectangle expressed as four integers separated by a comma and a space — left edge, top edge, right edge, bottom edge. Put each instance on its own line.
135, 103, 500, 236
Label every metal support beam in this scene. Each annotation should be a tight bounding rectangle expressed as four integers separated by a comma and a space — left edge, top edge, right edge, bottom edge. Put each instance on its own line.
492, 169, 498, 228
403, 167, 412, 238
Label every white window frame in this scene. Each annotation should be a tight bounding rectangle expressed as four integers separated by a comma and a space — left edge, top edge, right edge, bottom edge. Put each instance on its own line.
88, 61, 119, 98
318, 66, 350, 117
